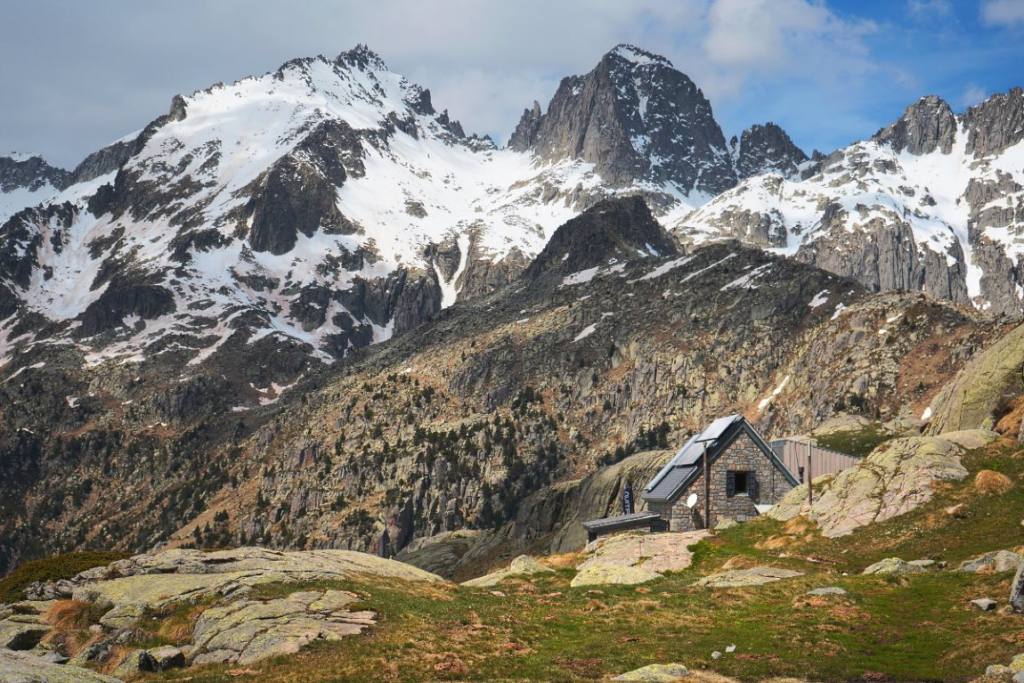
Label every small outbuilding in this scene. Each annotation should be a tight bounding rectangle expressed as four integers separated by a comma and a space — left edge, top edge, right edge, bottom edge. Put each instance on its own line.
642, 415, 799, 531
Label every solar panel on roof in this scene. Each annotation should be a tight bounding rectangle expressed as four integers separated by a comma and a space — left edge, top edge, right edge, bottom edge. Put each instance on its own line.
697, 415, 741, 442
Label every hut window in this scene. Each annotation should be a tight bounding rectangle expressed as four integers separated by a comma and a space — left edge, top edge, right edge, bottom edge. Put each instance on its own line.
727, 471, 750, 496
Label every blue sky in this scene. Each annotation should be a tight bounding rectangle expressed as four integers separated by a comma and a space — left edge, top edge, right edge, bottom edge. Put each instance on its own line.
1, 0, 1022, 167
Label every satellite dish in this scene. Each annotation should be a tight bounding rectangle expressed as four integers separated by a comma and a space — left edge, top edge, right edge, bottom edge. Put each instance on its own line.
686, 493, 698, 509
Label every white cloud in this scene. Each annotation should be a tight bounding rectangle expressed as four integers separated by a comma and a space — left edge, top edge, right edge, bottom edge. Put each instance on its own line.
982, 0, 1024, 27
959, 84, 988, 108
907, 0, 952, 17
699, 0, 879, 99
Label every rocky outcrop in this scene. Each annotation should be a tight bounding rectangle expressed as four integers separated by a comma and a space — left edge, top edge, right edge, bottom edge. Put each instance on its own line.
964, 87, 1024, 156
873, 96, 958, 156
862, 557, 932, 575
583, 532, 706, 573
0, 155, 70, 193
460, 555, 554, 587
0, 649, 125, 683
794, 203, 969, 305
522, 196, 678, 281
28, 547, 442, 608
733, 122, 809, 179
768, 434, 985, 537
190, 589, 374, 665
693, 566, 803, 587
247, 119, 365, 255
510, 44, 736, 195
926, 323, 1024, 434
69, 140, 135, 186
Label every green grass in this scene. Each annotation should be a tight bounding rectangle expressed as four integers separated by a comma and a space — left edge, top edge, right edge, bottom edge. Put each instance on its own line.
0, 551, 130, 603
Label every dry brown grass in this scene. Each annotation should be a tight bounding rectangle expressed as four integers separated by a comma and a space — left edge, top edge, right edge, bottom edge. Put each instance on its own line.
542, 550, 587, 569
43, 600, 96, 631
974, 469, 1014, 496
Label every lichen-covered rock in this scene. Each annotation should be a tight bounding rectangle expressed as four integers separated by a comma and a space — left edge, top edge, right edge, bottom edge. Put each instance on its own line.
958, 550, 1023, 573
189, 589, 374, 666
62, 547, 442, 623
461, 555, 554, 588
113, 650, 155, 678
927, 322, 1024, 435
694, 566, 803, 588
768, 436, 968, 537
147, 646, 185, 672
0, 649, 125, 683
806, 587, 847, 596
0, 616, 51, 650
578, 532, 708, 575
613, 662, 690, 682
1011, 563, 1024, 613
570, 564, 663, 588
862, 558, 930, 576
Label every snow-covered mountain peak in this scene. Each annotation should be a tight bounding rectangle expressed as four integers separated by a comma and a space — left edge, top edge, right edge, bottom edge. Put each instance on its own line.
606, 44, 675, 70
334, 43, 389, 73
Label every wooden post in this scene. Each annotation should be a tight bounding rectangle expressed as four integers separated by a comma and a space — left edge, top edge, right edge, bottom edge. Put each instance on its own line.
703, 441, 710, 529
807, 439, 814, 507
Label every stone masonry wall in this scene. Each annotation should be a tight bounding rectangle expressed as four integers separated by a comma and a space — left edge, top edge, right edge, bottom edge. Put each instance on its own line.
660, 430, 795, 531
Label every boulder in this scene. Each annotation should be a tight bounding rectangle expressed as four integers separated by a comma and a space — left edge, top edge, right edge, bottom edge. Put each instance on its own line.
1011, 562, 1024, 613
577, 532, 708, 574
570, 565, 663, 588
461, 555, 554, 588
694, 566, 803, 588
768, 436, 969, 537
972, 598, 998, 611
0, 617, 51, 650
806, 587, 847, 596
1012, 653, 1024, 672
613, 663, 690, 682
862, 558, 930, 575
113, 650, 156, 678
0, 649, 125, 683
147, 646, 185, 671
959, 550, 1023, 573
986, 664, 1013, 680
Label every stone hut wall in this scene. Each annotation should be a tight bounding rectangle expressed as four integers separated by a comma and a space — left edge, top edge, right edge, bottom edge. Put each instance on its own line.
655, 430, 795, 531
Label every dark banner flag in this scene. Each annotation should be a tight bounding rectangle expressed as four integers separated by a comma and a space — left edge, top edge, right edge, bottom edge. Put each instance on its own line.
623, 478, 634, 515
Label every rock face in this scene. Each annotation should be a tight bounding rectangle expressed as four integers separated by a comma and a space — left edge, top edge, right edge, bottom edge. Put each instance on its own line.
694, 566, 803, 587
873, 96, 958, 155
522, 195, 678, 280
0, 155, 70, 194
926, 322, 1024, 434
680, 89, 1024, 316
768, 435, 974, 537
510, 44, 737, 195
732, 123, 810, 180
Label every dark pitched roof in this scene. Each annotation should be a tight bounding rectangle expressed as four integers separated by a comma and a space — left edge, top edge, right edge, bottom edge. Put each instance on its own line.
641, 415, 798, 503
581, 511, 662, 532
